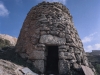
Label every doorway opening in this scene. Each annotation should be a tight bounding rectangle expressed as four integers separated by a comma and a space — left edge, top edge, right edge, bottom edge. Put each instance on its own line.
46, 46, 59, 74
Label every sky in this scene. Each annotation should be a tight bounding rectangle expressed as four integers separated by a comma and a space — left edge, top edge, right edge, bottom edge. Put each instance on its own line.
0, 0, 100, 52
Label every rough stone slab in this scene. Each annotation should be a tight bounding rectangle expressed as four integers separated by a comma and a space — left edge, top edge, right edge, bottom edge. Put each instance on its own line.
69, 47, 74, 53
68, 43, 76, 47
50, 31, 59, 36
59, 60, 65, 74
72, 63, 80, 69
59, 48, 67, 52
59, 45, 69, 49
59, 52, 64, 59
64, 52, 71, 56
36, 47, 45, 51
40, 26, 50, 31
33, 60, 44, 73
59, 32, 65, 38
64, 56, 74, 60
64, 52, 75, 60
75, 50, 81, 53
39, 35, 66, 45
70, 60, 77, 63
20, 67, 38, 75
29, 51, 45, 59
59, 52, 74, 60
81, 65, 94, 75
59, 60, 70, 75
40, 31, 47, 35
37, 44, 45, 47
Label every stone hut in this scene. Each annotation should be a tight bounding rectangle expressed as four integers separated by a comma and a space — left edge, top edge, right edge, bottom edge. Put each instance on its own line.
16, 2, 96, 75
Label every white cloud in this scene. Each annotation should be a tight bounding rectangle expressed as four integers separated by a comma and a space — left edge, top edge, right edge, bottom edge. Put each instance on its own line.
0, 2, 9, 17
82, 32, 97, 43
94, 44, 100, 49
44, 0, 68, 4
85, 44, 100, 52
82, 37, 92, 43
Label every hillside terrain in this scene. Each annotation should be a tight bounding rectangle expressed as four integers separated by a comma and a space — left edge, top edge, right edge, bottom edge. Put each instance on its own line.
87, 54, 100, 75
0, 34, 17, 46
0, 34, 38, 75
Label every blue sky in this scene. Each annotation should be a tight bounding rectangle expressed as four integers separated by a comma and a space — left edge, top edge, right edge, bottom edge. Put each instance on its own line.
0, 0, 100, 52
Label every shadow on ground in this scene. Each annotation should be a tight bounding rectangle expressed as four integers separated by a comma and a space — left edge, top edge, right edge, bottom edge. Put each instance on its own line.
0, 47, 40, 73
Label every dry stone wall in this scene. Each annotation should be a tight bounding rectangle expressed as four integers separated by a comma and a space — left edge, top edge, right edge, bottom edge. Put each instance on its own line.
16, 1, 96, 75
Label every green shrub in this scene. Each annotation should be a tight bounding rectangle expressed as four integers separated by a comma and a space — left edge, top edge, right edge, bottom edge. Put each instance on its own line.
0, 38, 11, 49
94, 63, 100, 75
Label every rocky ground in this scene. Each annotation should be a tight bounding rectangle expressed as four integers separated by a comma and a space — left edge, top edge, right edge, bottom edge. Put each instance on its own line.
0, 59, 22, 75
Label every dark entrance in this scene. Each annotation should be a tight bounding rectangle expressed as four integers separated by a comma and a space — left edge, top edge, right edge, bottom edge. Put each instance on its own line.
46, 46, 59, 74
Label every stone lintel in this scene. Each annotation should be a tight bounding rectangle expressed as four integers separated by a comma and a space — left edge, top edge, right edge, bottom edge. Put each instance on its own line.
39, 35, 66, 45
